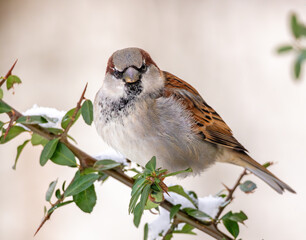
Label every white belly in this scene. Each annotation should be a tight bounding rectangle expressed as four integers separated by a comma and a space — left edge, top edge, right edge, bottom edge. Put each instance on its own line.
94, 94, 218, 174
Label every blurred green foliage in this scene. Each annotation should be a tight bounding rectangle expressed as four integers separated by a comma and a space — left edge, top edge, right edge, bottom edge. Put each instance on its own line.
277, 13, 306, 80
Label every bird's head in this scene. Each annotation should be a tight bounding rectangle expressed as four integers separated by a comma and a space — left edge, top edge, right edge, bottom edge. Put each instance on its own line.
102, 48, 164, 101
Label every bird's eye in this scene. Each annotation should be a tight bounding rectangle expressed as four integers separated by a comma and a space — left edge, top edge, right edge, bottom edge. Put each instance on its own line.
113, 70, 122, 79
139, 63, 147, 73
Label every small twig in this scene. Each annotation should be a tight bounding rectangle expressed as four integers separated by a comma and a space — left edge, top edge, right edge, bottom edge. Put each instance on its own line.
0, 59, 18, 87
34, 195, 64, 236
3, 110, 16, 141
214, 169, 248, 222
162, 217, 180, 240
61, 83, 88, 140
34, 175, 77, 236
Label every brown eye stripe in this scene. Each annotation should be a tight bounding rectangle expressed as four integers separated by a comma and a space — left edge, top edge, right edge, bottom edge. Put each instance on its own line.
163, 71, 247, 152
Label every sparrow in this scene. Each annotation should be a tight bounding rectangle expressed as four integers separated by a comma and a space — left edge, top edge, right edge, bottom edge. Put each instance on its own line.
94, 47, 295, 194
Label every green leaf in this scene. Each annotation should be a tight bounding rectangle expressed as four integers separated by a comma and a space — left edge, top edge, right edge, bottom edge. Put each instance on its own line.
221, 211, 246, 238
129, 189, 144, 214
55, 189, 61, 199
0, 121, 4, 131
294, 57, 302, 79
31, 133, 48, 146
163, 168, 192, 178
67, 134, 78, 144
39, 138, 59, 166
173, 223, 196, 235
164, 233, 173, 240
222, 218, 239, 238
81, 99, 93, 125
0, 88, 3, 99
239, 180, 257, 193
44, 206, 47, 215
262, 161, 273, 168
168, 185, 197, 208
98, 172, 109, 182
46, 128, 63, 135
12, 139, 30, 170
50, 142, 77, 167
129, 178, 147, 214
61, 108, 81, 129
64, 173, 99, 197
0, 126, 26, 144
81, 167, 98, 175
277, 45, 293, 54
47, 200, 73, 214
228, 211, 248, 223
145, 191, 164, 210
145, 156, 156, 172
133, 184, 151, 227
183, 208, 211, 220
93, 159, 121, 171
16, 115, 48, 124
170, 204, 181, 220
6, 75, 21, 90
143, 223, 148, 240
133, 204, 143, 227
0, 100, 11, 113
294, 51, 306, 79
131, 177, 147, 196
301, 25, 306, 37
62, 181, 66, 191
291, 14, 301, 39
73, 184, 97, 213
45, 179, 58, 202
290, 14, 306, 38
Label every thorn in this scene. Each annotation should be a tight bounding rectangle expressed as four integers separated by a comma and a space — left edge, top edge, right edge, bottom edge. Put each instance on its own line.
4, 59, 18, 79
159, 180, 170, 196
34, 215, 49, 236
0, 59, 18, 88
222, 183, 231, 192
81, 82, 88, 100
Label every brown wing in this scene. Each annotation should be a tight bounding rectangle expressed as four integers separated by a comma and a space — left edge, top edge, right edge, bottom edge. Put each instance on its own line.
163, 71, 247, 152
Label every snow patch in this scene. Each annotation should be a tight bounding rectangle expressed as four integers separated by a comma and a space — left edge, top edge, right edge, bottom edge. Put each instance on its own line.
149, 191, 224, 239
148, 208, 171, 240
23, 104, 66, 128
93, 148, 128, 165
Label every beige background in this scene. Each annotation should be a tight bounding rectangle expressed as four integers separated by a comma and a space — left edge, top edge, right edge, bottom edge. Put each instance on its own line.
0, 0, 305, 239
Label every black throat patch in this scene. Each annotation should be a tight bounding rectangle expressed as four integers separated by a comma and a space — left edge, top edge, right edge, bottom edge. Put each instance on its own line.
100, 80, 143, 123
124, 80, 143, 100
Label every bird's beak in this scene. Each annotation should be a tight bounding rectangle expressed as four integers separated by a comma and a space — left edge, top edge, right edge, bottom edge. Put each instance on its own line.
123, 67, 140, 83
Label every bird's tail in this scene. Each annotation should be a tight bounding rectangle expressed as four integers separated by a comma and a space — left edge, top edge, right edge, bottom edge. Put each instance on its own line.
222, 151, 296, 194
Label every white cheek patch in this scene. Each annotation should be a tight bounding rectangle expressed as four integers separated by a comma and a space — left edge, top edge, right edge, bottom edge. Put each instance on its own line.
141, 66, 164, 95
101, 75, 126, 100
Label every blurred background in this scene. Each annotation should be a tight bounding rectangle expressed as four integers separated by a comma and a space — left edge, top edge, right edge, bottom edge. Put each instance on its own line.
0, 0, 305, 239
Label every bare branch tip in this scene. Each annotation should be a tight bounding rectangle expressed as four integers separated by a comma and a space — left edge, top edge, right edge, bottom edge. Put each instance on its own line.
81, 83, 88, 98
4, 59, 18, 79
34, 216, 49, 236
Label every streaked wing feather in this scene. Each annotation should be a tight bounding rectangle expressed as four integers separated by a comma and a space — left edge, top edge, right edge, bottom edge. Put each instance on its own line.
163, 71, 247, 152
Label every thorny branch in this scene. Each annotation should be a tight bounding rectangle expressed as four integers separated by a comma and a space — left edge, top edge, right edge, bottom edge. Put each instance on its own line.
34, 193, 65, 236
60, 83, 87, 141
1, 99, 232, 240
0, 59, 18, 87
214, 169, 248, 223
1, 61, 233, 240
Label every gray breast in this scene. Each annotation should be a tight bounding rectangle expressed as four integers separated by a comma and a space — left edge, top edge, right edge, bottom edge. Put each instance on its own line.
94, 93, 218, 175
